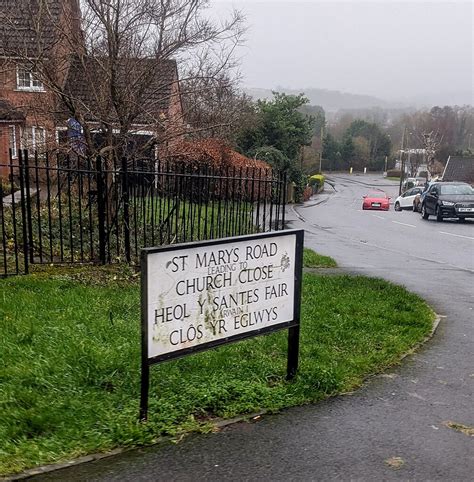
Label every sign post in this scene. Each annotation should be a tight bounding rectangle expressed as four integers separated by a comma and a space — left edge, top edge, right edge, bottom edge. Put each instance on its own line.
139, 229, 304, 421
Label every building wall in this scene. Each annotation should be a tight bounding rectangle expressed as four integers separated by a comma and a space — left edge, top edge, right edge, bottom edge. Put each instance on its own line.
0, 0, 82, 165
0, 122, 22, 178
0, 0, 184, 162
0, 57, 58, 157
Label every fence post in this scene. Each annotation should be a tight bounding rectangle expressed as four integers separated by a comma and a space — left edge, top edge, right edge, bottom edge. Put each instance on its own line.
24, 150, 34, 263
18, 150, 29, 274
96, 156, 107, 264
121, 157, 131, 262
281, 171, 287, 230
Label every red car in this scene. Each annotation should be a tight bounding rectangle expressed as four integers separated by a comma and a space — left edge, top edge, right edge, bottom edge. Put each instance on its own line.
362, 191, 390, 210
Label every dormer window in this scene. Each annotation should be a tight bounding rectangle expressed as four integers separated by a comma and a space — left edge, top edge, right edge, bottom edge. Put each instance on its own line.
16, 66, 44, 91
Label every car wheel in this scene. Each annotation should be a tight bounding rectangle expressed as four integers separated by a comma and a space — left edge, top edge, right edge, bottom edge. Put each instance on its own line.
435, 205, 443, 222
395, 202, 401, 211
421, 204, 429, 220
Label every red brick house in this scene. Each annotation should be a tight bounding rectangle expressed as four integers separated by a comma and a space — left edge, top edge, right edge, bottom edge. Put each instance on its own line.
0, 0, 183, 176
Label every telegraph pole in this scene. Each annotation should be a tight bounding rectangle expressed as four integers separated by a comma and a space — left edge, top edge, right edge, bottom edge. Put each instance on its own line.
319, 124, 324, 173
399, 127, 406, 195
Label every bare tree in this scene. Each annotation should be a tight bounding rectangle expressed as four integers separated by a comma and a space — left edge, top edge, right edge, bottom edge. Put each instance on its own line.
1, 0, 246, 162
407, 150, 424, 177
417, 130, 443, 177
181, 71, 257, 144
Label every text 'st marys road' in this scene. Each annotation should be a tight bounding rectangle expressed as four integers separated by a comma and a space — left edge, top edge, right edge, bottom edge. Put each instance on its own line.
146, 234, 297, 358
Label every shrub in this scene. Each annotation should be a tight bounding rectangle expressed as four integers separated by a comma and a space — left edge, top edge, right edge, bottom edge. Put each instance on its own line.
292, 170, 307, 203
308, 174, 325, 193
386, 169, 401, 178
302, 185, 313, 202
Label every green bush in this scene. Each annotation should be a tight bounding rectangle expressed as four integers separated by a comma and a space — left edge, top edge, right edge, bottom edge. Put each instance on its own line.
292, 169, 307, 203
308, 174, 325, 193
386, 169, 401, 178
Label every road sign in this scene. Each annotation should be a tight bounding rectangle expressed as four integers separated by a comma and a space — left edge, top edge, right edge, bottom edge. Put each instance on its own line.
140, 230, 304, 420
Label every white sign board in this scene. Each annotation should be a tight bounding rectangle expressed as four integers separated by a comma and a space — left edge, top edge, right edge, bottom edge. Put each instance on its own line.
142, 231, 302, 361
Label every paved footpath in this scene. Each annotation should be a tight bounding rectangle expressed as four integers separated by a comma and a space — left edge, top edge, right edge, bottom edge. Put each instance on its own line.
31, 176, 474, 481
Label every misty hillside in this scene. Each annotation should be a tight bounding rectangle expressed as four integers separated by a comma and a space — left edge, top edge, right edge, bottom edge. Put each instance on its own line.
244, 87, 398, 112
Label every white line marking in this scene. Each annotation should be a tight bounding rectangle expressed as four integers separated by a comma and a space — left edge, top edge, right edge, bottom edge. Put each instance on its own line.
392, 221, 416, 228
372, 214, 385, 220
439, 231, 474, 241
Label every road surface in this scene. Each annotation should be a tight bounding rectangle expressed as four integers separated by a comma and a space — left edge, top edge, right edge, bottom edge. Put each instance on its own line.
32, 174, 474, 481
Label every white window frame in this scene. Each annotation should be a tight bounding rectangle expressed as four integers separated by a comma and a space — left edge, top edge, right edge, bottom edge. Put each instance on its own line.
32, 126, 46, 152
16, 66, 45, 92
19, 126, 46, 153
55, 126, 67, 145
8, 125, 18, 159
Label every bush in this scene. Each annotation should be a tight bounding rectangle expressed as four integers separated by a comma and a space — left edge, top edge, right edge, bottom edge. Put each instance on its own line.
292, 169, 307, 203
308, 174, 325, 193
302, 185, 313, 202
386, 169, 401, 178
0, 178, 20, 197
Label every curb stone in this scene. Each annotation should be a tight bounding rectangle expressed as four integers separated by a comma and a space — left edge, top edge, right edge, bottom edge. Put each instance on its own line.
3, 412, 268, 481
3, 274, 440, 481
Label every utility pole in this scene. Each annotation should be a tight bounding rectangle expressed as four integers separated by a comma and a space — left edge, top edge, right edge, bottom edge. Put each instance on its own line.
384, 155, 388, 174
319, 124, 324, 173
399, 126, 406, 195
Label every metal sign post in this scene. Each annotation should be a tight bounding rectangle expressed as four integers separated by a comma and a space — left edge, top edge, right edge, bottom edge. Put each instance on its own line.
139, 229, 304, 421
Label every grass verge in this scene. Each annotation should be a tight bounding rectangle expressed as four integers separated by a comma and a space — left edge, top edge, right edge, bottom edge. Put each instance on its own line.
0, 267, 434, 475
303, 248, 338, 268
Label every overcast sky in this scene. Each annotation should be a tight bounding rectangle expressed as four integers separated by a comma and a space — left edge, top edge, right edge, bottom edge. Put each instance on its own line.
212, 0, 473, 105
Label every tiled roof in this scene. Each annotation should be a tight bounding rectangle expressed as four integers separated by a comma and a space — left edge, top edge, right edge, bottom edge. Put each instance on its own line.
61, 56, 178, 125
0, 0, 62, 57
0, 99, 25, 121
442, 156, 474, 184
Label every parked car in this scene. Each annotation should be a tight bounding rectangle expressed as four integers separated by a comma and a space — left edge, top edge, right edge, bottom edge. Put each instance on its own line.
394, 187, 425, 211
413, 181, 436, 212
413, 193, 422, 212
402, 177, 427, 191
362, 191, 390, 211
421, 182, 474, 222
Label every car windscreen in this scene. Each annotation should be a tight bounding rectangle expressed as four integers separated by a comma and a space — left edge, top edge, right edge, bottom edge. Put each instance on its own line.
440, 185, 474, 195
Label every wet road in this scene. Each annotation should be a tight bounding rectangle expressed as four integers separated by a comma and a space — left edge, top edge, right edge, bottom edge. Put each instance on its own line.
32, 175, 474, 481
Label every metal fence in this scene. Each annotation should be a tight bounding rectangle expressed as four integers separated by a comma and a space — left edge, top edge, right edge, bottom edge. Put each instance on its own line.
0, 150, 286, 277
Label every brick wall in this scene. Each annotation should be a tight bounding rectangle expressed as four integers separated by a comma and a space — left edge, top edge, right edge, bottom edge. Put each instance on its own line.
0, 123, 21, 178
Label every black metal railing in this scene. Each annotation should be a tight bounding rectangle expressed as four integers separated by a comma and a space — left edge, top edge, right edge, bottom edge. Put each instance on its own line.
0, 150, 287, 277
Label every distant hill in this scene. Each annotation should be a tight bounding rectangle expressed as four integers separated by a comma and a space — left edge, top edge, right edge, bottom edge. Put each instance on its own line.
244, 87, 398, 112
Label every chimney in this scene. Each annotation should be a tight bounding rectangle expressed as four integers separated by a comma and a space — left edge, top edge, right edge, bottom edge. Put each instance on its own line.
62, 0, 84, 52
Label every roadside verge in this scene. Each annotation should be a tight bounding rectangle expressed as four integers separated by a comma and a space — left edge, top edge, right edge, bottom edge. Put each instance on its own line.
1, 255, 436, 477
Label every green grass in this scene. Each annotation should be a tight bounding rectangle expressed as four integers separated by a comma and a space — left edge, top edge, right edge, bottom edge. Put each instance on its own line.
303, 248, 338, 268
0, 267, 434, 475
386, 176, 401, 181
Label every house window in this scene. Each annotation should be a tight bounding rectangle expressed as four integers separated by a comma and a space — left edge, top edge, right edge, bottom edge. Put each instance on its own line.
8, 125, 18, 159
33, 127, 46, 151
16, 66, 44, 91
20, 126, 46, 154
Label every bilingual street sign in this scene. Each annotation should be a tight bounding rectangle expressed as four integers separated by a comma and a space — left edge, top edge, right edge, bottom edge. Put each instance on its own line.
140, 230, 304, 420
